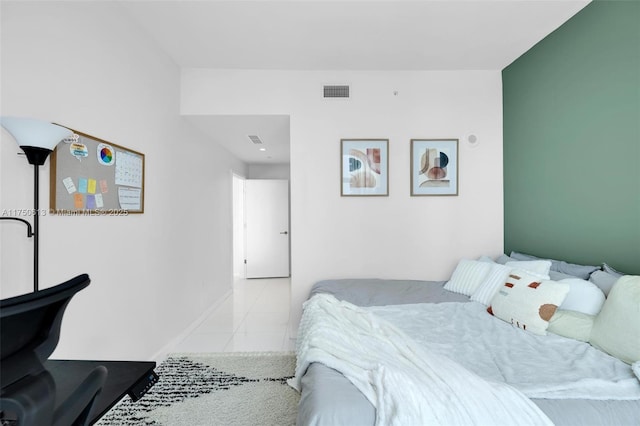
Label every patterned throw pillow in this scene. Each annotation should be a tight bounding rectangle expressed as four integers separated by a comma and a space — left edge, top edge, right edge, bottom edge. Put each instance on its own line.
488, 270, 570, 335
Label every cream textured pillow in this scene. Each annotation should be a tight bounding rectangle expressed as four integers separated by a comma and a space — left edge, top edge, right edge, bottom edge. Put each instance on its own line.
590, 275, 640, 364
488, 270, 570, 335
470, 263, 512, 306
558, 278, 605, 316
547, 310, 595, 342
505, 260, 552, 277
444, 259, 492, 296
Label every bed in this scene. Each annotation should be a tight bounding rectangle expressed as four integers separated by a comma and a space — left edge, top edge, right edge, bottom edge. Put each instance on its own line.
290, 254, 640, 426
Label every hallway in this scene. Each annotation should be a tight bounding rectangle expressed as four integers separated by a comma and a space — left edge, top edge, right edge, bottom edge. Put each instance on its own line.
173, 278, 294, 352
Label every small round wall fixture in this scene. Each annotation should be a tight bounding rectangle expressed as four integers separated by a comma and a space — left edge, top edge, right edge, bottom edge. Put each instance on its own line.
466, 133, 479, 148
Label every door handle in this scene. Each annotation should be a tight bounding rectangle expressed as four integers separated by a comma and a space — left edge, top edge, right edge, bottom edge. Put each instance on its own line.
280, 231, 288, 235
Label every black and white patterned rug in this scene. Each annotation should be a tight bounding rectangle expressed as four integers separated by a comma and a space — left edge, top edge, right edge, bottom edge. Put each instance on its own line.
96, 352, 298, 426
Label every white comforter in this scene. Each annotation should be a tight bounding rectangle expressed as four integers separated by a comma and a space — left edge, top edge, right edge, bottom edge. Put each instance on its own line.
371, 301, 640, 400
289, 294, 554, 426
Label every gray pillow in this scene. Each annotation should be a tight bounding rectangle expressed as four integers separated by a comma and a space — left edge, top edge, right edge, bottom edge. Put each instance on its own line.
509, 251, 538, 261
603, 263, 625, 278
556, 260, 600, 280
589, 270, 619, 297
510, 251, 599, 280
495, 254, 513, 265
549, 270, 578, 281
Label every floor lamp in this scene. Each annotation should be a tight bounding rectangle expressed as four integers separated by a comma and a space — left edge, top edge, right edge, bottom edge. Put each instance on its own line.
0, 117, 73, 293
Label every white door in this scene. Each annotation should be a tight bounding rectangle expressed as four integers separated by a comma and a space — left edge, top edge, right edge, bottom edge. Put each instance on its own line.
245, 179, 290, 278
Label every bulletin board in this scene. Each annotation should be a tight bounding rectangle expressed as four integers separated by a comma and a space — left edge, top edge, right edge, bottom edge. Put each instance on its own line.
49, 128, 145, 214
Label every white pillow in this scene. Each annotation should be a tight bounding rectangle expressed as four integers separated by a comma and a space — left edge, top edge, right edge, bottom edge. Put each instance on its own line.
505, 260, 552, 278
489, 270, 570, 335
471, 263, 512, 306
444, 259, 492, 296
557, 278, 605, 316
590, 275, 640, 364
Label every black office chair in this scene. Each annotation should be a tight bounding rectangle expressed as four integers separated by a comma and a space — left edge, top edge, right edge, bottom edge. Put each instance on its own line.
0, 274, 107, 426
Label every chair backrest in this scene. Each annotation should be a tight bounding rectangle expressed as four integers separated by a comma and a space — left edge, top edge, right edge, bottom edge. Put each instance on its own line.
1, 274, 91, 388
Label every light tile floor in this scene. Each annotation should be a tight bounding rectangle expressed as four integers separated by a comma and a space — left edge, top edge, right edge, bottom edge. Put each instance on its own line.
172, 277, 295, 353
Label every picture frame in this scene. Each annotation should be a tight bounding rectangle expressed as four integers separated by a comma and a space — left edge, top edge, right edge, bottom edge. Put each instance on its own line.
410, 139, 458, 196
341, 139, 389, 196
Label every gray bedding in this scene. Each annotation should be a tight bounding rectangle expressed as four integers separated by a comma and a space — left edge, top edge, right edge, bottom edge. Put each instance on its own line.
298, 279, 640, 426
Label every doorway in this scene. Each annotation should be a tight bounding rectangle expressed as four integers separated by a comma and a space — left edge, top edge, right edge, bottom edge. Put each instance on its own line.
245, 179, 290, 278
232, 175, 290, 280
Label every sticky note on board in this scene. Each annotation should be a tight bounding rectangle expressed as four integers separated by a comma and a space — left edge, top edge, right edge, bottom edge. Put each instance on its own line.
88, 179, 97, 194
99, 180, 108, 193
78, 178, 88, 194
74, 193, 84, 209
95, 194, 104, 208
62, 177, 76, 194
86, 194, 96, 209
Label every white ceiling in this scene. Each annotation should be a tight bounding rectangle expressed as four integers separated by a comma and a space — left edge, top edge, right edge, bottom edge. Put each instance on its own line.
184, 115, 291, 164
119, 0, 590, 164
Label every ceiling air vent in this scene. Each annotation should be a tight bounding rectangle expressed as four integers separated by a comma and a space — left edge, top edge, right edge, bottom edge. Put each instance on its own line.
248, 135, 263, 144
323, 85, 350, 99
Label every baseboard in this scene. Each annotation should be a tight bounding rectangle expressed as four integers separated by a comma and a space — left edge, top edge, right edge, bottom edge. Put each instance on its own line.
151, 288, 233, 363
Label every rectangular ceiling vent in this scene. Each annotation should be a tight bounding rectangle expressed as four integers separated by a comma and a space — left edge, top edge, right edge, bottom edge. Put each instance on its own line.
323, 85, 350, 99
248, 135, 263, 144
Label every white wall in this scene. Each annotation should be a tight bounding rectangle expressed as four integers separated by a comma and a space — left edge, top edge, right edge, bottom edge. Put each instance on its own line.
248, 163, 290, 180
0, 2, 246, 359
232, 173, 245, 279
182, 69, 504, 333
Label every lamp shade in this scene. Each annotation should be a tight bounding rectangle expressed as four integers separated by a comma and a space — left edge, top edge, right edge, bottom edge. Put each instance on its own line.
0, 116, 72, 165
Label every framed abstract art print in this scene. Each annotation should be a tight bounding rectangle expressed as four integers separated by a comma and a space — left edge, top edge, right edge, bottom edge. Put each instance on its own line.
410, 139, 458, 196
341, 139, 389, 196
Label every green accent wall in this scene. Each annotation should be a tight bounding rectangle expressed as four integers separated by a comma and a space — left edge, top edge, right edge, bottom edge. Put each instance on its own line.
503, 0, 640, 274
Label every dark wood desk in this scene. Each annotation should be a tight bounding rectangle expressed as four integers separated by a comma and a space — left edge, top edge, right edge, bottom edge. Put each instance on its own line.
45, 360, 157, 425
